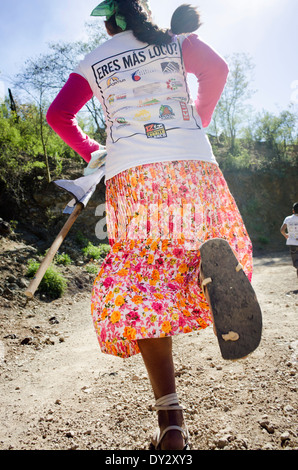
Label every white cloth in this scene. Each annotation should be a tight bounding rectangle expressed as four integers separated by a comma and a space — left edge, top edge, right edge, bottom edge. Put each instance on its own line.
283, 214, 298, 246
74, 30, 216, 181
54, 149, 106, 214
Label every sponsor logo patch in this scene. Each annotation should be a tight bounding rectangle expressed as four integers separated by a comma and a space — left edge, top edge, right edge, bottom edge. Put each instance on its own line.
161, 62, 180, 73
135, 109, 151, 121
133, 82, 161, 96
108, 93, 127, 105
114, 117, 130, 128
132, 67, 156, 82
107, 76, 125, 88
144, 123, 167, 139
159, 104, 175, 120
180, 102, 190, 121
167, 96, 187, 102
138, 98, 160, 107
132, 71, 141, 82
166, 78, 183, 91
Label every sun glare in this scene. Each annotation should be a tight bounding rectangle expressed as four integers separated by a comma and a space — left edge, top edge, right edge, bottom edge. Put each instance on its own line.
224, 0, 282, 19
0, 81, 5, 102
226, 0, 281, 15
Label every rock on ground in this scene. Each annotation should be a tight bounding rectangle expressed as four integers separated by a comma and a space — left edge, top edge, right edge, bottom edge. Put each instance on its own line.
0, 239, 297, 451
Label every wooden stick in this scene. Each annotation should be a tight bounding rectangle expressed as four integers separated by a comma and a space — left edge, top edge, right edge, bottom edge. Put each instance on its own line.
25, 202, 84, 299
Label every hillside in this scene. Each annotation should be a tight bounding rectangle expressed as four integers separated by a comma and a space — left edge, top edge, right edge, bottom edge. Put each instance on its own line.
1, 143, 297, 257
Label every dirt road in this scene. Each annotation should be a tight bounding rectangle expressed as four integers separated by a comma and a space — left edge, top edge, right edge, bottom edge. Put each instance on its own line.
0, 252, 297, 450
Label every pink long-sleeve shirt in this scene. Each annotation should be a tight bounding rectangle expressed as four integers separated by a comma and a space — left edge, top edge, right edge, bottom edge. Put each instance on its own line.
47, 32, 228, 178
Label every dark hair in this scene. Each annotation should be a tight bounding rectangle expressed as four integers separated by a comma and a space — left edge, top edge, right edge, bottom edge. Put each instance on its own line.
171, 4, 202, 35
106, 1, 201, 45
293, 202, 298, 214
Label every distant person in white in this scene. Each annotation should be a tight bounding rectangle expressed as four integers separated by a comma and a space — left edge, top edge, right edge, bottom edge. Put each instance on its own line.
280, 202, 298, 278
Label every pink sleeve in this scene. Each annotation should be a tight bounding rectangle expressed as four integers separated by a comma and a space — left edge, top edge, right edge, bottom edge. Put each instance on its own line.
182, 34, 229, 128
46, 73, 100, 163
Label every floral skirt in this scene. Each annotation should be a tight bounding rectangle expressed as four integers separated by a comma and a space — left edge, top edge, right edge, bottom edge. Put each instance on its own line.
91, 161, 253, 358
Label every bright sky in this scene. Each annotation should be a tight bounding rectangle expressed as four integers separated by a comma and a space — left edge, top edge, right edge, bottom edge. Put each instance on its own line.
0, 0, 297, 114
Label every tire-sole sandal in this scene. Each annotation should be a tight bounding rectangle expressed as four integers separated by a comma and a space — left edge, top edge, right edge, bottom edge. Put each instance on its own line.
199, 238, 262, 361
149, 393, 190, 450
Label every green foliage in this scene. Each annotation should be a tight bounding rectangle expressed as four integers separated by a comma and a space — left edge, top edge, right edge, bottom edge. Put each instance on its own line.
0, 100, 79, 204
212, 105, 298, 170
75, 231, 90, 248
258, 236, 270, 245
82, 242, 110, 260
75, 231, 110, 261
85, 263, 100, 275
0, 101, 76, 161
252, 108, 298, 164
26, 260, 67, 298
208, 52, 256, 153
54, 252, 72, 266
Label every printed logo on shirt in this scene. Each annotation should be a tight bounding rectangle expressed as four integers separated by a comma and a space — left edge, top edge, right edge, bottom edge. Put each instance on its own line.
159, 105, 175, 120
114, 117, 130, 128
161, 62, 180, 74
132, 71, 141, 82
108, 93, 127, 105
144, 123, 167, 139
166, 78, 183, 91
134, 109, 151, 121
107, 76, 125, 88
116, 93, 127, 101
138, 98, 160, 107
133, 82, 161, 97
180, 102, 190, 121
111, 106, 132, 117
132, 67, 157, 82
167, 96, 187, 103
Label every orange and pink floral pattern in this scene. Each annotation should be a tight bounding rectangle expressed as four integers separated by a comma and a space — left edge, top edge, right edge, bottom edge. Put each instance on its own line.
91, 161, 253, 358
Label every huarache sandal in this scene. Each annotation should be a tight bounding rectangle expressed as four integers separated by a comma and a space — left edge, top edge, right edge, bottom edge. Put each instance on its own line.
149, 393, 190, 450
199, 238, 262, 361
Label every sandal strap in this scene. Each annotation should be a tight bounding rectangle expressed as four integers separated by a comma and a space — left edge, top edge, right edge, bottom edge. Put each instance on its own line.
157, 425, 189, 447
201, 276, 212, 287
151, 394, 190, 450
153, 393, 183, 411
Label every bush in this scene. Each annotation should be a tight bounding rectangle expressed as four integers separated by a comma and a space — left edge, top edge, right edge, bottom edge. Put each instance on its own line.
82, 242, 110, 260
85, 263, 100, 275
26, 260, 67, 298
75, 231, 89, 248
55, 252, 72, 266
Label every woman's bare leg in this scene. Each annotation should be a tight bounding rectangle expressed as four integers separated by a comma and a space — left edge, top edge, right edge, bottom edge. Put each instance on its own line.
137, 337, 185, 450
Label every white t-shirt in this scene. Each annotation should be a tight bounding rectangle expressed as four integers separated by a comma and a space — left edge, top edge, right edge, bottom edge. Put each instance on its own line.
283, 214, 298, 246
74, 30, 216, 181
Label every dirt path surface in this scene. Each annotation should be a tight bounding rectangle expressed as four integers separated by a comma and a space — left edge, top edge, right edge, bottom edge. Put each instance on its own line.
0, 250, 297, 451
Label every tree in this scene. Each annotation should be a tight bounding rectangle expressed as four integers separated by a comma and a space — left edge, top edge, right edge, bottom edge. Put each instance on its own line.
45, 22, 108, 143
253, 107, 298, 164
209, 53, 256, 153
10, 21, 108, 182
14, 54, 55, 182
